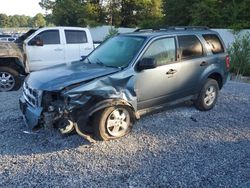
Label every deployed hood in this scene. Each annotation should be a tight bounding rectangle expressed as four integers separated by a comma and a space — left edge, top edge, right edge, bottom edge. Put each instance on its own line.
26, 61, 121, 91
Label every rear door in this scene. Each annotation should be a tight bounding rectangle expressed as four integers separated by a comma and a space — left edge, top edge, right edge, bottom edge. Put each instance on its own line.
64, 29, 93, 62
26, 29, 64, 71
175, 35, 208, 95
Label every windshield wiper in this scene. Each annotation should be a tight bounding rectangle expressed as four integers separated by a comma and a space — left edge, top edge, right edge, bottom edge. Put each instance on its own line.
83, 57, 91, 64
95, 58, 105, 66
95, 58, 120, 68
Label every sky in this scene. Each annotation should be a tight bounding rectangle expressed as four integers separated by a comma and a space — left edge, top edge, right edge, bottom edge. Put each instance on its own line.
0, 0, 45, 17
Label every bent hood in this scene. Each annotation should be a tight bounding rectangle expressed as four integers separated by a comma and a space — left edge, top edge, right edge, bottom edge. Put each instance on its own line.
26, 61, 120, 91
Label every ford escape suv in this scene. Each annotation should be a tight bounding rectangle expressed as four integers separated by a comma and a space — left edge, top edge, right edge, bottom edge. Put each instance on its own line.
20, 27, 229, 141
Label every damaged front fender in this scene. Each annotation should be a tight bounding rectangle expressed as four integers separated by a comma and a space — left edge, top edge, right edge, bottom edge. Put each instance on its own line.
63, 70, 139, 133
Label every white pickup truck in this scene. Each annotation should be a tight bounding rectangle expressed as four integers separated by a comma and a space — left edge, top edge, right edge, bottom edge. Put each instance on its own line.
0, 27, 96, 91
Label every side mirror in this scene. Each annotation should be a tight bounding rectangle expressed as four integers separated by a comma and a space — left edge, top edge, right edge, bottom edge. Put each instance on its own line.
29, 36, 43, 46
137, 57, 157, 71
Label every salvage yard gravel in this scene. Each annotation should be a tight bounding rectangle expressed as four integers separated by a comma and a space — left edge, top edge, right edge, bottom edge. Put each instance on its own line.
0, 81, 249, 187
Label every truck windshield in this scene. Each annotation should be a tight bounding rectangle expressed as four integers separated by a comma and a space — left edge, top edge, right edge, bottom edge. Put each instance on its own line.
87, 36, 145, 68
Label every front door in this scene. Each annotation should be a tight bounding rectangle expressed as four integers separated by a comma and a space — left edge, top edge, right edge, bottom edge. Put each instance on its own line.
26, 29, 64, 71
136, 37, 183, 110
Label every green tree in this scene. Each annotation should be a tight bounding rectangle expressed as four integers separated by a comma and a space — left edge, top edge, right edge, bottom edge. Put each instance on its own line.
18, 16, 30, 27
0, 14, 9, 27
9, 15, 20, 27
190, 0, 222, 27
32, 13, 46, 27
120, 0, 163, 27
139, 0, 163, 27
39, 0, 105, 27
105, 0, 121, 26
162, 0, 196, 26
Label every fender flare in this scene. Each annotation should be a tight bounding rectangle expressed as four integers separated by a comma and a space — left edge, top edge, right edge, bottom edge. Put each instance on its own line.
87, 98, 136, 117
74, 98, 138, 136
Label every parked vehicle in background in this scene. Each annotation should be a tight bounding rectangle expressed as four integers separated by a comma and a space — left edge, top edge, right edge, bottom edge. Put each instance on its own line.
0, 37, 17, 42
0, 27, 95, 92
0, 34, 17, 42
19, 27, 230, 141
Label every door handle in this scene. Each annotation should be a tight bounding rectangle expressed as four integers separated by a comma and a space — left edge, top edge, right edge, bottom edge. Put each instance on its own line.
54, 48, 63, 51
166, 69, 177, 75
84, 47, 92, 50
200, 61, 208, 66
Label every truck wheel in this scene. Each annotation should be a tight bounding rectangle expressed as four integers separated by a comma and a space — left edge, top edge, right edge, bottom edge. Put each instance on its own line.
194, 78, 219, 111
0, 67, 21, 92
93, 106, 133, 141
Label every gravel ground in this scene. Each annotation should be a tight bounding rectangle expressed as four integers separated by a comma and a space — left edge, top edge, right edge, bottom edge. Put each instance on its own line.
0, 81, 249, 187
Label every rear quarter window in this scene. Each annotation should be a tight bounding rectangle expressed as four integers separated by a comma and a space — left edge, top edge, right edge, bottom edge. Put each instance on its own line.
178, 35, 203, 60
202, 34, 224, 54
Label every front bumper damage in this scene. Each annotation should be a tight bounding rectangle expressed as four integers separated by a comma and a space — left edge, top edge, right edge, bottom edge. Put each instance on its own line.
19, 96, 43, 129
19, 71, 138, 139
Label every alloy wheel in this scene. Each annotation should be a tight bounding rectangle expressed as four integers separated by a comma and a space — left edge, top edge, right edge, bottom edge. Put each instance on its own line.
0, 72, 15, 92
204, 86, 216, 106
106, 108, 130, 137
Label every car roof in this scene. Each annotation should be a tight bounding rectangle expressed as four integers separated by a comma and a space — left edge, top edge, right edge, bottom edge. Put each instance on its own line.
120, 27, 219, 39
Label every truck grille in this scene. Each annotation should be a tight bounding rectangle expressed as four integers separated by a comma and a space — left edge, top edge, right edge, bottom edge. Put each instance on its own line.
23, 82, 42, 107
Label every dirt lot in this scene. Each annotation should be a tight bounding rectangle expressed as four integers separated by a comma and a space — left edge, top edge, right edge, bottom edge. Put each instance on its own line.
0, 81, 250, 187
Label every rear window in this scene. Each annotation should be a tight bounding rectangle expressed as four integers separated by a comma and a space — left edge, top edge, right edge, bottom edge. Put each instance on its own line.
65, 30, 87, 44
178, 35, 203, 60
203, 34, 224, 54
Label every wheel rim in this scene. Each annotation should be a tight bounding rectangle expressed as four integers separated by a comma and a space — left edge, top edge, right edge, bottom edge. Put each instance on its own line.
204, 86, 216, 106
0, 72, 15, 91
106, 108, 130, 137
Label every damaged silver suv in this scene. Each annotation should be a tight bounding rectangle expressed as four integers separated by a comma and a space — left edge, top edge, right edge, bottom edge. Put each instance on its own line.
20, 27, 230, 141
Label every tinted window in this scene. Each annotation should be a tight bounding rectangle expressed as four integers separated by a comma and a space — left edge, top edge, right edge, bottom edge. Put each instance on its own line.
36, 30, 60, 45
203, 34, 224, 54
178, 35, 203, 60
142, 38, 176, 66
65, 30, 87, 44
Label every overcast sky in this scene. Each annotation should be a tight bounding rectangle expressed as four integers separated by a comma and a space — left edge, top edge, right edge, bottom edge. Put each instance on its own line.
0, 0, 45, 17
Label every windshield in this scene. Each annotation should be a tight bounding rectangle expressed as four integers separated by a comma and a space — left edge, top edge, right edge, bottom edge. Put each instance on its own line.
86, 36, 145, 68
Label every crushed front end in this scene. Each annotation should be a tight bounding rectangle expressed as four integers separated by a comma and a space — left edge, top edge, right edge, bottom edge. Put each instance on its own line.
19, 81, 73, 132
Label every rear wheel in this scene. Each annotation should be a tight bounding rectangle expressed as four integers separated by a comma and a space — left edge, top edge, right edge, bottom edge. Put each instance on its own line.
93, 106, 133, 141
194, 78, 219, 111
0, 67, 21, 92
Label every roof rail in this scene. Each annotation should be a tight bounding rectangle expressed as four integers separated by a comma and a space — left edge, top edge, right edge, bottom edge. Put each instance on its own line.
167, 26, 209, 30
134, 26, 209, 32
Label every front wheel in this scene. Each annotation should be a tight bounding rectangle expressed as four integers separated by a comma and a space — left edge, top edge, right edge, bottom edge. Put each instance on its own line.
194, 78, 219, 111
0, 67, 21, 92
93, 106, 133, 141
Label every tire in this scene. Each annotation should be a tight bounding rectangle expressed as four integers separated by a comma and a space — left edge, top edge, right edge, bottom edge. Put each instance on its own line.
93, 106, 133, 141
194, 78, 219, 111
0, 66, 22, 92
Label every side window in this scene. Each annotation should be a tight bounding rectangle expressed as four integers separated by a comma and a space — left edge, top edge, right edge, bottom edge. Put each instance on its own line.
36, 30, 60, 45
203, 34, 224, 54
65, 30, 87, 44
142, 38, 176, 66
178, 35, 203, 60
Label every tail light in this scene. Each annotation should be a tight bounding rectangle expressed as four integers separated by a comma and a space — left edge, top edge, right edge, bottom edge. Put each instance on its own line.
225, 55, 230, 70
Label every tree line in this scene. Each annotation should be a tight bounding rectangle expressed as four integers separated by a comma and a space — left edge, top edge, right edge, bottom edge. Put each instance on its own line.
0, 13, 47, 28
1, 0, 249, 29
